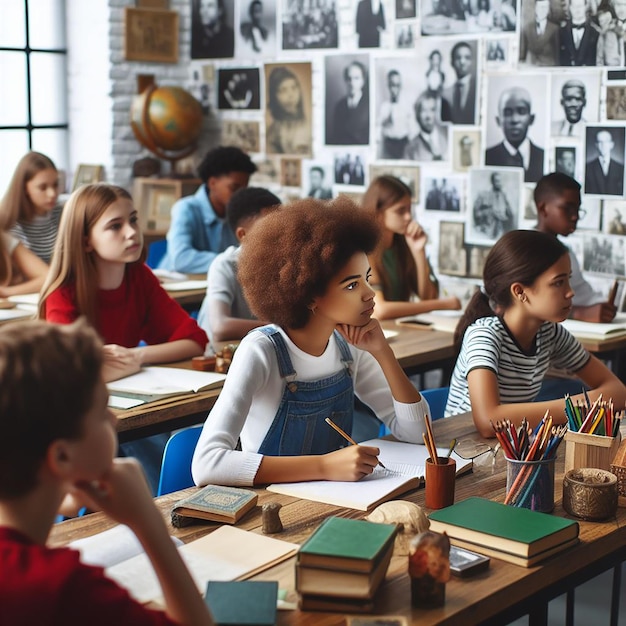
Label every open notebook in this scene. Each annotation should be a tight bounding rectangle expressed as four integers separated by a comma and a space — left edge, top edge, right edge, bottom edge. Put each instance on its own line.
395, 310, 463, 334
267, 438, 472, 511
561, 317, 626, 340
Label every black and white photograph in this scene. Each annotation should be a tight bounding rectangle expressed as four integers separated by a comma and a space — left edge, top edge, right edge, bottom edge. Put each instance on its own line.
484, 73, 548, 183
518, 0, 559, 66
397, 0, 417, 18
550, 73, 600, 137
334, 152, 367, 186
217, 68, 260, 109
452, 129, 481, 171
369, 163, 420, 200
557, 0, 600, 67
467, 244, 491, 278
221, 120, 261, 153
467, 167, 522, 245
438, 221, 467, 276
302, 161, 334, 199
584, 125, 626, 196
264, 62, 313, 156
421, 0, 516, 35
583, 233, 626, 277
191, 0, 235, 59
602, 200, 626, 235
421, 173, 464, 211
606, 86, 626, 121
576, 197, 601, 230
281, 157, 302, 187
250, 156, 281, 185
282, 0, 338, 49
403, 94, 451, 162
485, 38, 508, 65
395, 22, 416, 48
188, 66, 214, 115
325, 54, 370, 146
554, 146, 577, 179
355, 0, 388, 48
237, 0, 276, 57
335, 190, 365, 205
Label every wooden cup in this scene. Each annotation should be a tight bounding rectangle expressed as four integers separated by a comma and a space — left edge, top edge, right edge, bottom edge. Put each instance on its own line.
425, 457, 456, 510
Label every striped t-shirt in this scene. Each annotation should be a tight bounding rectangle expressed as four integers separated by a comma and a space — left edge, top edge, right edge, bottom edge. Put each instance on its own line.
445, 316, 590, 416
11, 205, 63, 263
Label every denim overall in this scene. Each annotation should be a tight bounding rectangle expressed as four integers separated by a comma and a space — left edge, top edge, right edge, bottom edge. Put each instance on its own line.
256, 326, 355, 456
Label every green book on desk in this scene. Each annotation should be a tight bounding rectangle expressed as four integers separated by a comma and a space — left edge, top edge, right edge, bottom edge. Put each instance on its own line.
205, 581, 277, 625
429, 497, 579, 561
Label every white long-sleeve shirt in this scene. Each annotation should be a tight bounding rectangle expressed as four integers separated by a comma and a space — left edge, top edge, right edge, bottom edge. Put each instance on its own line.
191, 326, 430, 486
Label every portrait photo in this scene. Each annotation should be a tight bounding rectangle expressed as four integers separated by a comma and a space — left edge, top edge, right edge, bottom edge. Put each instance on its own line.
282, 0, 338, 49
452, 129, 481, 171
237, 0, 276, 57
264, 62, 313, 156
602, 200, 626, 235
484, 73, 548, 183
577, 196, 601, 230
369, 163, 420, 200
217, 68, 260, 110
355, 0, 389, 48
467, 167, 523, 245
554, 146, 578, 180
221, 120, 261, 153
584, 125, 626, 196
421, 173, 464, 211
280, 157, 302, 187
606, 85, 626, 121
438, 221, 467, 276
583, 233, 626, 277
188, 65, 214, 115
250, 156, 281, 185
395, 22, 416, 48
485, 38, 508, 66
325, 54, 370, 146
190, 0, 235, 59
421, 0, 516, 35
550, 72, 600, 138
302, 161, 334, 199
396, 0, 418, 18
334, 152, 367, 186
518, 0, 559, 67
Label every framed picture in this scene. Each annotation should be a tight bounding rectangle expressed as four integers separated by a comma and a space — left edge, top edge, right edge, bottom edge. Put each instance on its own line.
610, 277, 626, 313
72, 164, 104, 191
438, 221, 466, 277
147, 188, 177, 231
124, 7, 179, 63
280, 158, 302, 188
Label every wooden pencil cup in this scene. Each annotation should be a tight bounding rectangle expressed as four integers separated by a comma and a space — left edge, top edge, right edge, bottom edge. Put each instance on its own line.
425, 457, 456, 510
564, 431, 620, 474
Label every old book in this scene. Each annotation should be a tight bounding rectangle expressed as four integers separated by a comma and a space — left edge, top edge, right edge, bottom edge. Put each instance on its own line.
298, 593, 375, 614
171, 485, 258, 527
205, 580, 277, 625
428, 497, 579, 559
298, 516, 397, 573
296, 542, 393, 599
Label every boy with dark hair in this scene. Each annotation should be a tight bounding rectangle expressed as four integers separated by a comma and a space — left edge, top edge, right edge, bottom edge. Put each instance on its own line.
198, 186, 280, 343
535, 172, 616, 322
161, 146, 257, 274
0, 319, 213, 626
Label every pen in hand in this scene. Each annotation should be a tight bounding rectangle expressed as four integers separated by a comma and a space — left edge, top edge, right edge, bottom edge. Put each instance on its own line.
324, 417, 387, 469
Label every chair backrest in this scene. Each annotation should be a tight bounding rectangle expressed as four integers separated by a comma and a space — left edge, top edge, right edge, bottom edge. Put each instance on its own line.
157, 425, 203, 496
146, 239, 167, 269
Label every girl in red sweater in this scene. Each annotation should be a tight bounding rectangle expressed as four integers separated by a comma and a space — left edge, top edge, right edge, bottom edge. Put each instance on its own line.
39, 184, 207, 382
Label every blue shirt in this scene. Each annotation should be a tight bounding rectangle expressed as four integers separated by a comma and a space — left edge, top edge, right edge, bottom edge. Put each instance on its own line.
160, 185, 237, 274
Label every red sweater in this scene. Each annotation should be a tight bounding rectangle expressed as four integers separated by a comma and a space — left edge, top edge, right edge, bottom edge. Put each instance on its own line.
45, 263, 208, 350
0, 527, 176, 626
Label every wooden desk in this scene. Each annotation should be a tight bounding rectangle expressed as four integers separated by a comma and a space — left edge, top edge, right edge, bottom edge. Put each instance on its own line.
50, 413, 626, 625
163, 274, 206, 311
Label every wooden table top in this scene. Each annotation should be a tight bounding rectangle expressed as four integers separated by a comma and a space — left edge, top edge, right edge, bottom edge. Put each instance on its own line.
50, 413, 626, 625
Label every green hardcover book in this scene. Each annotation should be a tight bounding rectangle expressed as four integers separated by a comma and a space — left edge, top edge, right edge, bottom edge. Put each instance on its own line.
428, 497, 579, 558
171, 484, 258, 527
298, 516, 398, 573
205, 581, 277, 626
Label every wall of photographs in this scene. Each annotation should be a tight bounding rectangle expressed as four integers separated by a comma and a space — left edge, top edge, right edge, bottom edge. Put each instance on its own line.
184, 0, 626, 301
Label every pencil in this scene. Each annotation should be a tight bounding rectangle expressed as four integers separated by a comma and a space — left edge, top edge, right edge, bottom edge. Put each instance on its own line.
324, 417, 387, 469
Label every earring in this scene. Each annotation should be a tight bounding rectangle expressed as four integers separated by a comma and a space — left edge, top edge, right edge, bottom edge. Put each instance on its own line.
520, 293, 528, 303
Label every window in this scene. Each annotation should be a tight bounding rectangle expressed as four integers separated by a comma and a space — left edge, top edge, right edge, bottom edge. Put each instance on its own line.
0, 0, 68, 192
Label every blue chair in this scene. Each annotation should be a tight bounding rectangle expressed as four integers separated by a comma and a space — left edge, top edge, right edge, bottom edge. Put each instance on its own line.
157, 425, 203, 496
378, 386, 450, 437
146, 239, 167, 269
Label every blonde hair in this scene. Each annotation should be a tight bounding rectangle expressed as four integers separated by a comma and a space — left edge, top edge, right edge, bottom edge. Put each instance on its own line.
0, 151, 57, 229
38, 183, 134, 326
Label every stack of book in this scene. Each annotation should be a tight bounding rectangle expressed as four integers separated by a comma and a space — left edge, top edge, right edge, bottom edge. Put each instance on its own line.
429, 497, 579, 567
296, 516, 398, 613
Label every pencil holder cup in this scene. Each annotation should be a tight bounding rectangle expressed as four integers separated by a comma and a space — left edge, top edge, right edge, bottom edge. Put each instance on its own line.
564, 431, 620, 474
562, 468, 618, 521
425, 457, 456, 510
505, 457, 555, 513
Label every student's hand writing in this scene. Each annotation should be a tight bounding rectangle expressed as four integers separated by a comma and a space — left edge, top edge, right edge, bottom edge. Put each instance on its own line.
337, 319, 388, 354
102, 344, 142, 382
573, 302, 617, 323
405, 221, 428, 254
320, 445, 380, 481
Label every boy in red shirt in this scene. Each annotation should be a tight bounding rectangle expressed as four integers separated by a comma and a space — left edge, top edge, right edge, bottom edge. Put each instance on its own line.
0, 319, 213, 626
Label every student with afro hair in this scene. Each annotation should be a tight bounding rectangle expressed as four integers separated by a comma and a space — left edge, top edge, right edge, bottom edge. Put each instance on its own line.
192, 197, 431, 487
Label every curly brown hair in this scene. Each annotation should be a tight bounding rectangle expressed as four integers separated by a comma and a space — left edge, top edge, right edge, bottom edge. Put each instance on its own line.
238, 196, 380, 329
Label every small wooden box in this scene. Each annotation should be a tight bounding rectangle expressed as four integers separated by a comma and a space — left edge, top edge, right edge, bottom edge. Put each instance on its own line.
564, 430, 620, 474
610, 439, 626, 506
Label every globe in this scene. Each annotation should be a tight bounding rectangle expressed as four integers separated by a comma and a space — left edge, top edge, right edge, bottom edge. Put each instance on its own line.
130, 85, 203, 164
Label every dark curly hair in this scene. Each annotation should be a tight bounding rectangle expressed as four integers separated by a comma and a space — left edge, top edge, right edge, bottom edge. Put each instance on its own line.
238, 197, 380, 329
534, 172, 580, 206
226, 186, 281, 232
197, 146, 257, 181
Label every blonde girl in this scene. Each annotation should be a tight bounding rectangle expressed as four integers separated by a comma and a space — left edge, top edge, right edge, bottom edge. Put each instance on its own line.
361, 175, 461, 320
39, 184, 207, 382
0, 152, 62, 263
